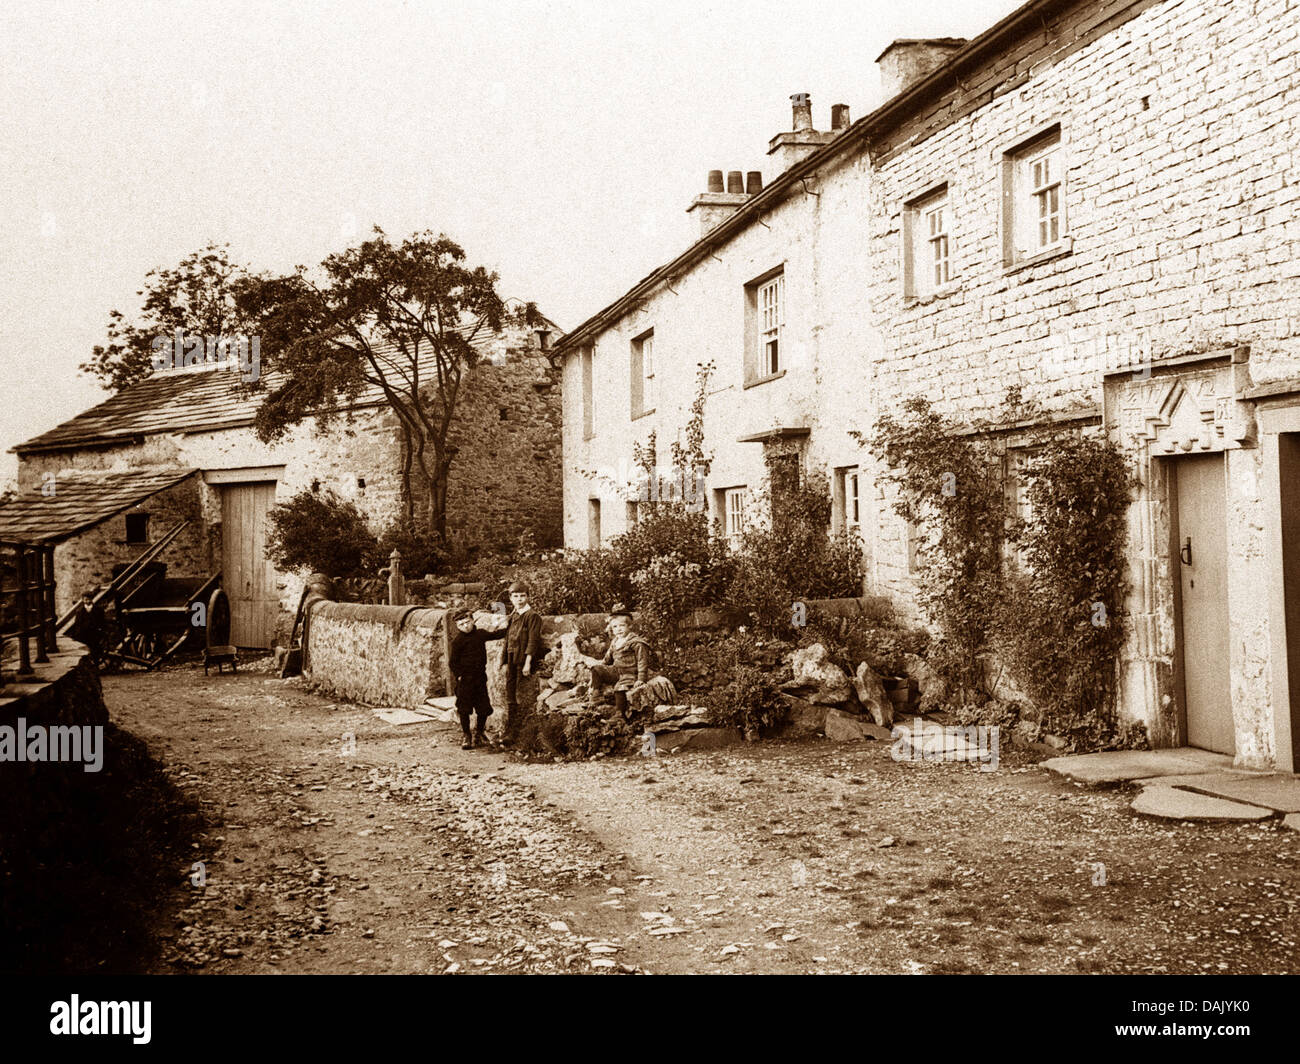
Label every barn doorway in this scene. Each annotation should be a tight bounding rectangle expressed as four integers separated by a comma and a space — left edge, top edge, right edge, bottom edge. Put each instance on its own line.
220, 481, 278, 648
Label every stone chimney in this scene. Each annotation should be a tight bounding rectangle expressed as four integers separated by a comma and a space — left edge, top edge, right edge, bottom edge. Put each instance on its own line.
766, 93, 845, 174
875, 38, 967, 101
687, 169, 753, 237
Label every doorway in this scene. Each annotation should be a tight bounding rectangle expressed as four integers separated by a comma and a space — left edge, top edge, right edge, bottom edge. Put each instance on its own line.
1170, 453, 1233, 754
220, 481, 278, 648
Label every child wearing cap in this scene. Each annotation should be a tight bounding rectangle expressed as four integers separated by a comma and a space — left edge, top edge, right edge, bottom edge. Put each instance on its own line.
587, 604, 654, 717
448, 608, 506, 749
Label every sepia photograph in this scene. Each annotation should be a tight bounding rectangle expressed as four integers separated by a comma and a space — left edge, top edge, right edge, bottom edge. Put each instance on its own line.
0, 0, 1295, 1041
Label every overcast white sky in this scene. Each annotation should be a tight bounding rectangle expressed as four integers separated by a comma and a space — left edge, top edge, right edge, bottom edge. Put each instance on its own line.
0, 0, 1023, 488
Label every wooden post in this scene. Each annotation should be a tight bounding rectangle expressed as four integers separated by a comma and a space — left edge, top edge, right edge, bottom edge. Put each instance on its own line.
42, 545, 57, 653
15, 550, 33, 676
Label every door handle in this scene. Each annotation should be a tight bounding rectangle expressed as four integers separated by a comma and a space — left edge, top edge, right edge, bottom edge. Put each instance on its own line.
1180, 537, 1193, 566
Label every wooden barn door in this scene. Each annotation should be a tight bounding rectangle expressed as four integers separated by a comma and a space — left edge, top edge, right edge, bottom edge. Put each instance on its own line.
221, 482, 278, 648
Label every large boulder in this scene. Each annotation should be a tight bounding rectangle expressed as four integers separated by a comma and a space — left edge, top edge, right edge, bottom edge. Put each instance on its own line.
824, 708, 893, 742
783, 643, 853, 705
853, 662, 894, 727
902, 653, 945, 714
545, 631, 597, 685
653, 726, 742, 753
648, 704, 710, 733
777, 694, 829, 737
977, 651, 1031, 706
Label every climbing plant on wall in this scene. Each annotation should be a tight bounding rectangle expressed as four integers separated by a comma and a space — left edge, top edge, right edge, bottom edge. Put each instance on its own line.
864, 394, 1139, 747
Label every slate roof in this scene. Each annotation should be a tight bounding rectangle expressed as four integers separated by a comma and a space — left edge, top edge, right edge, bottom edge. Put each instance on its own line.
13, 314, 555, 455
0, 468, 197, 544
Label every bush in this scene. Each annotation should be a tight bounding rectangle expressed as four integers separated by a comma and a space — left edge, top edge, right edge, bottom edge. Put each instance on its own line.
993, 435, 1135, 745
723, 471, 865, 631
511, 548, 621, 614
699, 632, 789, 735
376, 520, 448, 579
799, 617, 930, 677
265, 488, 378, 578
631, 553, 707, 643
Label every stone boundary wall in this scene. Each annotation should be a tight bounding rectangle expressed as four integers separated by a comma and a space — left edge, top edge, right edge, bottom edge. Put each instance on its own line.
0, 641, 108, 800
303, 601, 449, 708
301, 595, 893, 709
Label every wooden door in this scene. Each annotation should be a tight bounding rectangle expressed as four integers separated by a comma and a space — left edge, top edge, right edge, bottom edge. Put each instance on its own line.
221, 482, 278, 648
1172, 454, 1233, 754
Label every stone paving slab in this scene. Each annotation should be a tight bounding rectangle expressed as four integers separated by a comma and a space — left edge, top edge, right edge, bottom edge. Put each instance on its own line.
1151, 773, 1300, 813
1041, 748, 1234, 786
1131, 787, 1275, 821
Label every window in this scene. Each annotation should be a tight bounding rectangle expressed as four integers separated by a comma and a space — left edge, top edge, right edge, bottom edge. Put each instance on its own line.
581, 346, 595, 439
1003, 127, 1066, 266
744, 268, 785, 385
626, 500, 639, 526
723, 487, 747, 541
834, 466, 860, 534
631, 329, 655, 418
1029, 148, 1062, 250
588, 498, 602, 547
902, 186, 952, 299
759, 275, 783, 376
125, 512, 150, 544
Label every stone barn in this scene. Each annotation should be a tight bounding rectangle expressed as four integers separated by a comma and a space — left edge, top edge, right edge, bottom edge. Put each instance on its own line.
3, 312, 564, 648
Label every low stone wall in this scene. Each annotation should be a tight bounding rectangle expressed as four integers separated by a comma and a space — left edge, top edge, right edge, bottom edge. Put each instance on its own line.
303, 602, 448, 707
0, 641, 108, 797
299, 595, 891, 712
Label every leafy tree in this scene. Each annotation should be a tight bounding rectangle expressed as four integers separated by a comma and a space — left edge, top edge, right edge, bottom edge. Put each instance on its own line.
239, 227, 540, 540
81, 243, 255, 392
265, 488, 378, 578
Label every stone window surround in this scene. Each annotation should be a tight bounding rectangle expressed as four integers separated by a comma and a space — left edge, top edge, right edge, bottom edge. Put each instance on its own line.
1000, 120, 1070, 271
901, 181, 958, 304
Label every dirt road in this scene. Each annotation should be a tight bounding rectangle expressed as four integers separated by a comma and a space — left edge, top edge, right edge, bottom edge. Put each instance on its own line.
106, 668, 1300, 974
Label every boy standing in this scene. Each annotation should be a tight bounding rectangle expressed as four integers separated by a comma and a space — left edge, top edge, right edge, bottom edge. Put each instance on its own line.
448, 608, 506, 749
504, 582, 542, 732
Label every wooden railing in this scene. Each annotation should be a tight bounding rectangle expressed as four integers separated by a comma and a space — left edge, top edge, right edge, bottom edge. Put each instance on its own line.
0, 539, 58, 688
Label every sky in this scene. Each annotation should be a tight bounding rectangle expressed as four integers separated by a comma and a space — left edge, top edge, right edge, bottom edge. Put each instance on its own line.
0, 0, 1024, 490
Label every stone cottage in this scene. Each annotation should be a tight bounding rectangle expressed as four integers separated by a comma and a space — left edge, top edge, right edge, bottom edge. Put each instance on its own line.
3, 310, 564, 647
552, 0, 1300, 771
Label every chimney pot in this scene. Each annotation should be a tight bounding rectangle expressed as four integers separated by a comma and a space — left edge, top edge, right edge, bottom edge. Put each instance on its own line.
745, 170, 763, 195
791, 92, 813, 131
726, 170, 744, 194
707, 169, 724, 193
831, 103, 850, 130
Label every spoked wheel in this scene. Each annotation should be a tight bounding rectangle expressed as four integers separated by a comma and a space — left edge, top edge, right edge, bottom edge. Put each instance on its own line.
204, 588, 237, 674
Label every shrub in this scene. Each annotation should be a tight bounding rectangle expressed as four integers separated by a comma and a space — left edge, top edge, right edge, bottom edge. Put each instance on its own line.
799, 617, 930, 677
698, 632, 789, 735
376, 520, 448, 579
708, 664, 788, 736
867, 396, 1006, 703
723, 470, 865, 631
994, 435, 1135, 745
631, 553, 706, 643
265, 488, 378, 578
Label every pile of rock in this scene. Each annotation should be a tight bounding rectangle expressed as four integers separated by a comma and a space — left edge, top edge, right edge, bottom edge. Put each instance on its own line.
778, 643, 945, 743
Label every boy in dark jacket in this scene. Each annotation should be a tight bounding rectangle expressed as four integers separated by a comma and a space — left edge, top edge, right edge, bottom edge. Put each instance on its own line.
503, 582, 543, 727
448, 608, 506, 749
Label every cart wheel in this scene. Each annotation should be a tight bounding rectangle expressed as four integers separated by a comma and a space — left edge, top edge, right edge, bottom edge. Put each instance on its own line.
206, 588, 232, 649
